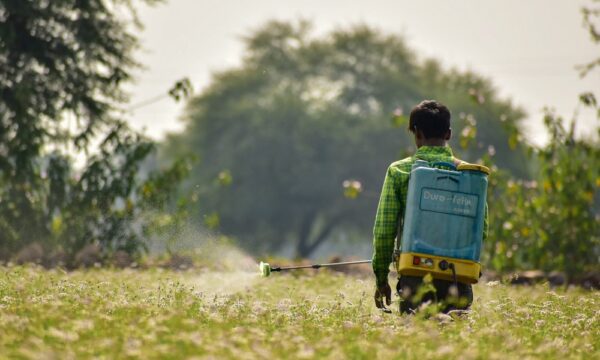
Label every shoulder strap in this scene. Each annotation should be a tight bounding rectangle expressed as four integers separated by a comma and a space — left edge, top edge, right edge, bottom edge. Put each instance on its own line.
452, 157, 464, 168
414, 155, 463, 170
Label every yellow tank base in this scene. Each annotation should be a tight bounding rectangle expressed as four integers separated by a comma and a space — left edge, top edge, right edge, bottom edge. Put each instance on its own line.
396, 253, 481, 284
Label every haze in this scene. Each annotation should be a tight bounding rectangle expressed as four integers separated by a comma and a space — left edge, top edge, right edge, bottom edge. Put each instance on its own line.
127, 0, 600, 146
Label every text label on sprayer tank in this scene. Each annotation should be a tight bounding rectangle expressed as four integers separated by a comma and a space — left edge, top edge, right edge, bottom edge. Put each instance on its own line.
419, 188, 479, 218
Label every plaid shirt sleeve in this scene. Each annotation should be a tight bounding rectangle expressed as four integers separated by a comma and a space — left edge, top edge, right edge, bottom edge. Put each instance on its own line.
372, 164, 408, 287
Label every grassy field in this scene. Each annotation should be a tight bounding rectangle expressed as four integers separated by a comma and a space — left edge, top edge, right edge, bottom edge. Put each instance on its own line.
0, 265, 598, 359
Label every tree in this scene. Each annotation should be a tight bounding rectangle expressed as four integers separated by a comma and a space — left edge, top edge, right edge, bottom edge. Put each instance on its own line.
578, 0, 600, 76
0, 0, 188, 263
482, 2, 600, 277
163, 20, 528, 258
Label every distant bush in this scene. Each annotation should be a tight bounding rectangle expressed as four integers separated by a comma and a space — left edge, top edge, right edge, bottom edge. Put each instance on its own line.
482, 97, 599, 277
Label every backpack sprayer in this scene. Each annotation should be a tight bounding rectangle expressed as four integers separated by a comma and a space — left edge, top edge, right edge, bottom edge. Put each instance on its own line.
259, 259, 371, 277
395, 160, 489, 285
259, 160, 489, 286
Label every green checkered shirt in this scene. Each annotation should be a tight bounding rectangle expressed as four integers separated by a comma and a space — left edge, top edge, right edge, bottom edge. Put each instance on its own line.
371, 146, 488, 286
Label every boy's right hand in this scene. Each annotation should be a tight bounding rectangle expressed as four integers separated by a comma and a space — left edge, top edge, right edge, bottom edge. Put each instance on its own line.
374, 283, 392, 312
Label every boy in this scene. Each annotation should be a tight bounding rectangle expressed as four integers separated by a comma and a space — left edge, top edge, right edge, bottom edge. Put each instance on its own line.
372, 100, 488, 313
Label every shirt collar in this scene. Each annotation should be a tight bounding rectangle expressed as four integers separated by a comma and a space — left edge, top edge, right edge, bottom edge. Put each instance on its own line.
414, 145, 453, 159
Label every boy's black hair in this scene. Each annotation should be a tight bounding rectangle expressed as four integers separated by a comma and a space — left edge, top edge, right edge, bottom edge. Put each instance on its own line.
408, 100, 451, 139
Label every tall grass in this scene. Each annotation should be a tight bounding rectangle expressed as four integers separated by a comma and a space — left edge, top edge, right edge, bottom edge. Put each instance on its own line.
0, 266, 597, 359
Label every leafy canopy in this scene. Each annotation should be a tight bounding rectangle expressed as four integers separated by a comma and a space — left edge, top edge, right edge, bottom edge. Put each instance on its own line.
0, 0, 188, 263
164, 20, 527, 257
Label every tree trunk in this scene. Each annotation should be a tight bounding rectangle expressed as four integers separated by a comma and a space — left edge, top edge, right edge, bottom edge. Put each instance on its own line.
296, 213, 315, 257
296, 212, 346, 258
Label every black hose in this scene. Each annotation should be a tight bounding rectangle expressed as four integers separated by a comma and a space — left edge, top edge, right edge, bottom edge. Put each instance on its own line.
449, 263, 458, 289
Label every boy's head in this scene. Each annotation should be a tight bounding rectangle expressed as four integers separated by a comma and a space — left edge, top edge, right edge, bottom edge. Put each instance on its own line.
408, 100, 451, 147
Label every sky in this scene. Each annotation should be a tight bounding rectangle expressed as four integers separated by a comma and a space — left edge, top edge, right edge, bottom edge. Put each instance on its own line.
126, 0, 600, 146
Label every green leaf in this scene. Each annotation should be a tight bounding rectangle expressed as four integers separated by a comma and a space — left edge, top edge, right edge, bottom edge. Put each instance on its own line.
579, 92, 597, 108
204, 212, 220, 230
217, 170, 233, 187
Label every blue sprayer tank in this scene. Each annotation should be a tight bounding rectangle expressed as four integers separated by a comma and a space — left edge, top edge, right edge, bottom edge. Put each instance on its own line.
395, 160, 490, 284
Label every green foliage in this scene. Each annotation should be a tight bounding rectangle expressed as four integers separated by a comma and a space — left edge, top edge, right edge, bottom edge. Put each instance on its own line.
45, 125, 156, 256
0, 0, 185, 263
480, 3, 600, 276
168, 77, 194, 102
342, 180, 363, 199
163, 20, 527, 257
578, 0, 600, 77
0, 267, 598, 358
484, 103, 600, 277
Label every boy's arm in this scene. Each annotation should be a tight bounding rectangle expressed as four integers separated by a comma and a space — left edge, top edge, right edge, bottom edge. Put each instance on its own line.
372, 166, 404, 287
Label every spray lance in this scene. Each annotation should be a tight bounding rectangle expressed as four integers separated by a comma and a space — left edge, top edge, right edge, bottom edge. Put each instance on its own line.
259, 260, 372, 277
259, 259, 395, 313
